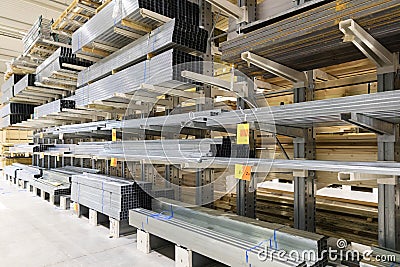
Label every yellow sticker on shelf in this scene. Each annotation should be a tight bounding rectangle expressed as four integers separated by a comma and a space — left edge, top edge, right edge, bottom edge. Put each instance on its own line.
110, 158, 117, 167
56, 155, 60, 162
112, 129, 117, 142
234, 164, 252, 181
40, 152, 44, 159
40, 133, 44, 139
237, 123, 250, 144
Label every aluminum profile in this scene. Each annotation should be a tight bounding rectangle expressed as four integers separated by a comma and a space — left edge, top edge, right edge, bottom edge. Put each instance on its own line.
23, 16, 70, 55
1, 74, 25, 104
72, 0, 201, 54
34, 99, 75, 119
77, 19, 208, 87
0, 103, 35, 128
71, 173, 152, 220
13, 74, 36, 96
130, 204, 327, 267
75, 49, 201, 107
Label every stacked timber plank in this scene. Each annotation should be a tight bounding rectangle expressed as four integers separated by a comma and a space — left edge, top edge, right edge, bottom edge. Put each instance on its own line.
71, 173, 152, 220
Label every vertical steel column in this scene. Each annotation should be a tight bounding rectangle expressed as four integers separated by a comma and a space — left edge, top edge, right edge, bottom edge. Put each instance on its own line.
377, 127, 400, 250
165, 165, 182, 201
293, 72, 316, 232
236, 97, 256, 218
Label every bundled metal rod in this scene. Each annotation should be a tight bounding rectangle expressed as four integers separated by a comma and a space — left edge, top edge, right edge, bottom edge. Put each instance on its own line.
34, 99, 75, 119
71, 173, 152, 220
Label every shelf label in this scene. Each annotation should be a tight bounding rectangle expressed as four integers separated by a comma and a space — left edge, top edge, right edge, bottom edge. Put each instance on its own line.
40, 133, 44, 139
112, 129, 117, 142
40, 152, 44, 159
59, 133, 64, 140
110, 158, 117, 167
237, 123, 250, 144
235, 164, 252, 181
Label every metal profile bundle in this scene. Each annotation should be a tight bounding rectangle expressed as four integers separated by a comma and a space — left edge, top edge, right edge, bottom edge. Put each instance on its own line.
16, 164, 42, 183
74, 142, 106, 156
32, 172, 71, 196
33, 99, 76, 119
0, 103, 35, 129
3, 165, 22, 179
130, 203, 327, 266
75, 49, 202, 107
1, 74, 25, 104
13, 74, 37, 96
77, 19, 208, 87
35, 47, 92, 87
9, 144, 37, 154
72, 0, 201, 54
23, 16, 70, 56
71, 173, 152, 220
220, 0, 400, 75
105, 139, 223, 159
43, 144, 76, 155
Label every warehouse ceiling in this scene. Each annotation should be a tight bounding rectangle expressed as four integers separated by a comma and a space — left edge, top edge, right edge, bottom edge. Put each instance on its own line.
0, 0, 72, 87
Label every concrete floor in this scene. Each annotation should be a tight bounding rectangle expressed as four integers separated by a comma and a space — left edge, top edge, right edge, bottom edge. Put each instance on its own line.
0, 178, 174, 267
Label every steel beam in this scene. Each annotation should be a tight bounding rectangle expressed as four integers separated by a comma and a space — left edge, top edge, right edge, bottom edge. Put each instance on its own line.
341, 113, 395, 135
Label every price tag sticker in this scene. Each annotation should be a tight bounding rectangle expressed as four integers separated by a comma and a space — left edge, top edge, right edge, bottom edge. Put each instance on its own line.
40, 152, 44, 159
112, 129, 117, 142
234, 164, 252, 181
237, 123, 250, 145
110, 158, 117, 167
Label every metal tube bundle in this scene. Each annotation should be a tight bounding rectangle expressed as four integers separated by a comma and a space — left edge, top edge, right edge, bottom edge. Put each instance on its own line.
13, 74, 36, 96
9, 144, 37, 154
72, 0, 201, 54
71, 173, 152, 220
33, 99, 75, 119
77, 19, 208, 87
0, 103, 35, 129
75, 49, 201, 107
3, 165, 23, 179
35, 47, 91, 86
1, 74, 25, 104
32, 170, 72, 196
23, 16, 70, 55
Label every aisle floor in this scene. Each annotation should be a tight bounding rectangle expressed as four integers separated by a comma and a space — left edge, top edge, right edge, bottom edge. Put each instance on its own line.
0, 178, 174, 267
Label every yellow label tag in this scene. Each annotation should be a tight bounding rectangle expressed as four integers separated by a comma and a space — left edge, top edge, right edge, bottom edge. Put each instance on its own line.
237, 123, 250, 145
40, 133, 44, 139
234, 164, 252, 181
110, 158, 117, 167
112, 129, 117, 142
56, 155, 60, 162
73, 203, 79, 212
40, 152, 44, 159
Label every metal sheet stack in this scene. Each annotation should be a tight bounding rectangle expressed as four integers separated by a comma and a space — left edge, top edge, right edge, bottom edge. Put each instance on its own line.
14, 164, 42, 183
13, 74, 36, 97
75, 49, 201, 107
72, 0, 202, 54
71, 173, 152, 220
3, 164, 22, 179
35, 47, 92, 85
22, 16, 70, 55
0, 103, 35, 129
9, 144, 37, 154
1, 74, 25, 104
33, 99, 75, 119
77, 19, 207, 87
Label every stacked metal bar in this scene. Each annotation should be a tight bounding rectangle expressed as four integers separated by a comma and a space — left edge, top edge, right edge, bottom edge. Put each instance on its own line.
35, 47, 91, 86
16, 164, 42, 183
130, 203, 327, 267
1, 74, 25, 104
75, 49, 201, 107
77, 19, 208, 87
74, 142, 106, 156
13, 74, 36, 96
71, 173, 152, 220
0, 103, 35, 128
23, 16, 70, 55
9, 144, 37, 154
220, 0, 400, 76
72, 0, 201, 54
33, 99, 75, 119
3, 164, 22, 180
